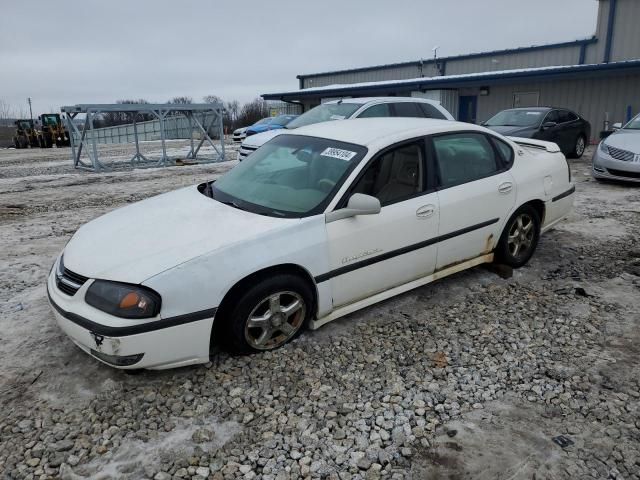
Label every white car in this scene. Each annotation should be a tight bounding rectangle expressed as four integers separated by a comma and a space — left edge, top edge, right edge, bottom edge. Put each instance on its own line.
592, 113, 640, 182
47, 118, 574, 370
232, 127, 248, 142
238, 97, 455, 160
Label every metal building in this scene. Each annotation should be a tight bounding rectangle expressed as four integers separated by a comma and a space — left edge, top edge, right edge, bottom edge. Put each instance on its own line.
263, 0, 640, 141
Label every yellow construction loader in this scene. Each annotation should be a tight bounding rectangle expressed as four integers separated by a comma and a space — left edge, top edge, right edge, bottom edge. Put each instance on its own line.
38, 113, 70, 148
12, 119, 40, 149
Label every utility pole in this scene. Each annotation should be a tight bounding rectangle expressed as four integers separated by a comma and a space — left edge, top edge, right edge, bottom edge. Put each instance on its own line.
27, 97, 33, 122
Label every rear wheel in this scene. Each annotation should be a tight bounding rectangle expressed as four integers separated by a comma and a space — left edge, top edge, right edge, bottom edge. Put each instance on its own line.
220, 274, 313, 354
495, 205, 541, 268
569, 134, 586, 158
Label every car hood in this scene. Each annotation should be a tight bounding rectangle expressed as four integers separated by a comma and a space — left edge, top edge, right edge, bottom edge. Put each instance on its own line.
485, 125, 537, 137
234, 127, 247, 134
605, 129, 640, 153
63, 186, 293, 284
242, 129, 286, 148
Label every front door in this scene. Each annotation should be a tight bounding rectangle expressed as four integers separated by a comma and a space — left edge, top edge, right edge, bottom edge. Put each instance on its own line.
538, 110, 563, 148
431, 132, 516, 269
325, 140, 439, 308
458, 96, 478, 124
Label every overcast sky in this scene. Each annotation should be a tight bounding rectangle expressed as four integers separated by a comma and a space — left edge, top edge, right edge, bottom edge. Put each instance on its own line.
1, 0, 599, 116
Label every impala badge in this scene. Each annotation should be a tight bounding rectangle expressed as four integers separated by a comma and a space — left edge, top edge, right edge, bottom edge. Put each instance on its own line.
342, 249, 383, 265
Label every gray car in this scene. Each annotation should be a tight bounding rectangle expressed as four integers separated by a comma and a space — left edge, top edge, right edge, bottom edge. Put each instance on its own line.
592, 114, 640, 182
484, 107, 591, 158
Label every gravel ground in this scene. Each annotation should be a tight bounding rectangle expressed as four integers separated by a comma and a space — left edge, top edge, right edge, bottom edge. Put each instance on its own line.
0, 143, 639, 480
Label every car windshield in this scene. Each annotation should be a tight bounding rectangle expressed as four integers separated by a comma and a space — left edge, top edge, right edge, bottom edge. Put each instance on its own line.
271, 115, 298, 126
286, 103, 362, 129
485, 109, 545, 127
253, 118, 271, 126
211, 134, 367, 217
623, 115, 640, 130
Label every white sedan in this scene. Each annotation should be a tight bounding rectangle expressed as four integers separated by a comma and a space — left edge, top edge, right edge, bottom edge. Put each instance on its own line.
47, 118, 575, 369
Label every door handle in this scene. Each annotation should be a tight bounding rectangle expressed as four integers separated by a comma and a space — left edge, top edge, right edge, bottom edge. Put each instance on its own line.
416, 204, 436, 218
498, 182, 513, 194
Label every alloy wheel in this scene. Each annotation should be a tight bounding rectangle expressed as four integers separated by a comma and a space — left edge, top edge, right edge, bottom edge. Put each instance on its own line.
507, 213, 535, 258
576, 136, 585, 156
244, 291, 306, 350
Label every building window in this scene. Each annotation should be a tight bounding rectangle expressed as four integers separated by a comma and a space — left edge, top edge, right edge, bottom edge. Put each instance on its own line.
513, 92, 540, 108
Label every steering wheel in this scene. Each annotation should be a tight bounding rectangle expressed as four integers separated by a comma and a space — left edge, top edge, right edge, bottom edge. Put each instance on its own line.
317, 178, 336, 193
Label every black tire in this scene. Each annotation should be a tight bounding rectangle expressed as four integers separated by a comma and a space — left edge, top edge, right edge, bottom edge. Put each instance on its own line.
569, 134, 586, 159
495, 205, 541, 268
220, 273, 313, 354
13, 137, 20, 149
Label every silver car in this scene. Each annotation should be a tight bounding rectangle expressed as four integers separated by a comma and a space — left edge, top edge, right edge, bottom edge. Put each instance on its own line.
593, 114, 640, 182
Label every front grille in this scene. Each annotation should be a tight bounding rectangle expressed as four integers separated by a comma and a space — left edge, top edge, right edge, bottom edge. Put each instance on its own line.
607, 145, 635, 162
607, 168, 640, 179
55, 256, 89, 296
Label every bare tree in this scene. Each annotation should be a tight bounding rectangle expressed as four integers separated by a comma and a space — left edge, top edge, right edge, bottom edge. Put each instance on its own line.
237, 98, 270, 128
202, 95, 222, 105
167, 96, 193, 105
0, 99, 14, 121
100, 99, 153, 127
225, 100, 240, 126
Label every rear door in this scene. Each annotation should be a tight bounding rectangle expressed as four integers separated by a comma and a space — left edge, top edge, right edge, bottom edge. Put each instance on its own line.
557, 110, 581, 153
324, 140, 439, 308
431, 132, 516, 269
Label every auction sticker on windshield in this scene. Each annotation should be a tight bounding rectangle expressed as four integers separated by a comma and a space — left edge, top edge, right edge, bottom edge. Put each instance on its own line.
321, 147, 357, 161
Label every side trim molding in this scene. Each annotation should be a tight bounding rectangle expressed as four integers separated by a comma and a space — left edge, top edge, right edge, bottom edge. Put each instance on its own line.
552, 185, 575, 202
315, 218, 499, 283
47, 289, 216, 337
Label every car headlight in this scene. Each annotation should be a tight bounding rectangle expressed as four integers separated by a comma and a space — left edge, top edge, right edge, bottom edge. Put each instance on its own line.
599, 142, 609, 155
85, 280, 161, 319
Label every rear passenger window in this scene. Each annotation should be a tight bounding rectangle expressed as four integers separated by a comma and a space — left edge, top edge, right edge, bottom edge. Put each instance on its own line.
419, 103, 447, 120
358, 103, 392, 118
391, 102, 424, 118
433, 133, 499, 188
490, 137, 514, 168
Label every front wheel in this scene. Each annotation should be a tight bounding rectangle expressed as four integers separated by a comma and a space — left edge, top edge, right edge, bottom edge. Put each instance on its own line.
221, 274, 313, 354
495, 205, 541, 268
569, 135, 586, 159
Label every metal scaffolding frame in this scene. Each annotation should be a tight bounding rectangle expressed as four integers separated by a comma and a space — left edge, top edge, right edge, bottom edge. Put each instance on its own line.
60, 103, 225, 172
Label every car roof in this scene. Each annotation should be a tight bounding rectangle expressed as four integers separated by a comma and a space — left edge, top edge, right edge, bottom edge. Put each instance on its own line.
286, 117, 486, 149
502, 107, 552, 112
324, 96, 441, 106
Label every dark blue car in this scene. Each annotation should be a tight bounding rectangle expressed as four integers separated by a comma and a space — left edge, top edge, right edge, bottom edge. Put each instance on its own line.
245, 115, 298, 137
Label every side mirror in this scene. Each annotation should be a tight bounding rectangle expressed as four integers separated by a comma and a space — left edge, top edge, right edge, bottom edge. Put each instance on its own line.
325, 193, 381, 223
612, 122, 622, 130
542, 121, 557, 130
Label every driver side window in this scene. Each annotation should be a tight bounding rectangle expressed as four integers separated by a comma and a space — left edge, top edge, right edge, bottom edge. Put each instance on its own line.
350, 143, 425, 206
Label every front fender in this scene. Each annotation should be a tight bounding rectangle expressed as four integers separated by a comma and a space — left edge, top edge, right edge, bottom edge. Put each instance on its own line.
143, 216, 329, 319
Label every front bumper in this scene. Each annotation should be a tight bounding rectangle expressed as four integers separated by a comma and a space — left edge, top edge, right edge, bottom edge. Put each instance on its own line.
592, 149, 640, 183
47, 258, 216, 370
